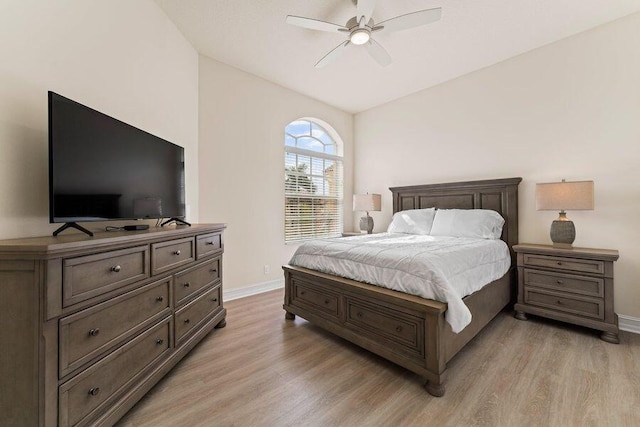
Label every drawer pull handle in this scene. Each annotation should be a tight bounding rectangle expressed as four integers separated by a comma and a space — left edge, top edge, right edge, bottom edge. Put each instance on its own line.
111, 265, 121, 273
156, 296, 164, 302
206, 241, 215, 245
357, 312, 363, 318
324, 299, 330, 305
184, 319, 190, 324
557, 300, 564, 305
300, 291, 306, 295
174, 250, 181, 256
556, 280, 564, 285
557, 261, 562, 266
396, 326, 403, 333
211, 298, 218, 303
211, 268, 218, 273
88, 387, 101, 396
88, 328, 100, 337
156, 339, 164, 345
183, 282, 190, 288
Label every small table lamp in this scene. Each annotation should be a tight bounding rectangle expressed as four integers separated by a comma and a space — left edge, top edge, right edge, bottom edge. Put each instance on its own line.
536, 179, 594, 248
353, 193, 381, 234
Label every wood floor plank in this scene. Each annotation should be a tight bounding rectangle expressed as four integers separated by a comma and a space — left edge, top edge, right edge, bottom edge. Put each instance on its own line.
116, 289, 640, 427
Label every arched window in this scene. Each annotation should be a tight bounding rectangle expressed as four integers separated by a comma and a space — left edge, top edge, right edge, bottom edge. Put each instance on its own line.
284, 119, 343, 242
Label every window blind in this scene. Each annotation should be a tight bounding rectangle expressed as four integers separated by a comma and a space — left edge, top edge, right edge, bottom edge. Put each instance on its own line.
284, 121, 343, 243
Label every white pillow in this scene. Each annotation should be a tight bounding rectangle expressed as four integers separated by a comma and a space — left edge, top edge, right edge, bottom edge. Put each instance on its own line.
430, 209, 505, 239
387, 208, 436, 235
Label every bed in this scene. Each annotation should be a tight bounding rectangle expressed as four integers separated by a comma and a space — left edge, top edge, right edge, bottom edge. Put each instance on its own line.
282, 177, 521, 396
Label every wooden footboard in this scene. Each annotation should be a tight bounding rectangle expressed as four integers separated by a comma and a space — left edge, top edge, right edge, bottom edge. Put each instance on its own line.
283, 264, 513, 397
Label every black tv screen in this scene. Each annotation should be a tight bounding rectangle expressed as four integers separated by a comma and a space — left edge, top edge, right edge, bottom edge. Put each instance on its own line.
49, 92, 185, 223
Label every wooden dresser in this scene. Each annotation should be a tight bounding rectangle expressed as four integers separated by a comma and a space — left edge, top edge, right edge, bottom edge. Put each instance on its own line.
0, 224, 226, 426
513, 243, 619, 343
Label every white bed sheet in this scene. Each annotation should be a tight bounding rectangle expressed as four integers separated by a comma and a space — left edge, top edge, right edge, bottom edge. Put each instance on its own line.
288, 233, 511, 333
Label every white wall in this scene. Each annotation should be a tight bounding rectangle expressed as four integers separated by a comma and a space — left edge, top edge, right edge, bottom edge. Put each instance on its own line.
354, 13, 640, 318
198, 56, 354, 292
0, 0, 199, 239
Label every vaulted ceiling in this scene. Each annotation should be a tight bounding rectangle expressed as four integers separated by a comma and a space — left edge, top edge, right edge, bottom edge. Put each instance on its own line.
155, 0, 640, 113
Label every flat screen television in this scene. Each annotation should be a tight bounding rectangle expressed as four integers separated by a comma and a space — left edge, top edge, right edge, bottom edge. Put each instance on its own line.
48, 91, 187, 236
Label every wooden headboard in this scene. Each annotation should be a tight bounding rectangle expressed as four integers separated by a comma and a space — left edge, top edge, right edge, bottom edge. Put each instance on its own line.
389, 177, 522, 259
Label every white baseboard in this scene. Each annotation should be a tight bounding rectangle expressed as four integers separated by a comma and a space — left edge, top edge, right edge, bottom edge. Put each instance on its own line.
223, 278, 284, 301
619, 315, 640, 335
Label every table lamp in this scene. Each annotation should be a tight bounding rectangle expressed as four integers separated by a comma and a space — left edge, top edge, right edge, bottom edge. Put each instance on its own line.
353, 193, 381, 234
536, 179, 594, 248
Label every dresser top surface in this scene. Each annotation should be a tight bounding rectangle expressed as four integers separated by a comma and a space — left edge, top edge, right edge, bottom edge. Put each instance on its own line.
514, 243, 619, 261
0, 223, 226, 257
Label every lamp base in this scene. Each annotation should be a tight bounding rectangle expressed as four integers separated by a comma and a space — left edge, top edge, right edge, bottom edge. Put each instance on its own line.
359, 215, 374, 234
552, 242, 574, 249
550, 219, 575, 248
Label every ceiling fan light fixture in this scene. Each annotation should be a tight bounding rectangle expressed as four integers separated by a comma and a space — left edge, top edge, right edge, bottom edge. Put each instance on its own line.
350, 29, 370, 45
285, 3, 443, 68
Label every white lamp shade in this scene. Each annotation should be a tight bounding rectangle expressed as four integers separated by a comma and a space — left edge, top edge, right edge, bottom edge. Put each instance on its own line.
353, 194, 381, 212
536, 180, 594, 211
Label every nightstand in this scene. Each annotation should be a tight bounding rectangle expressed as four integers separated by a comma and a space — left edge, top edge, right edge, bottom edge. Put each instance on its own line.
513, 244, 620, 343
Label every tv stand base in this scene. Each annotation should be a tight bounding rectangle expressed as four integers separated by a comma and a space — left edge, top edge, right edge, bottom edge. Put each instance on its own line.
53, 222, 94, 237
160, 217, 191, 227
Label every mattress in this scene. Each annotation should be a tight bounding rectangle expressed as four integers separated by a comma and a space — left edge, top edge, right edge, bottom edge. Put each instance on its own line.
288, 233, 511, 333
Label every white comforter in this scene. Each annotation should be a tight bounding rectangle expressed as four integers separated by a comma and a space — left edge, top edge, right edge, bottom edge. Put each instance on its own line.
288, 233, 511, 333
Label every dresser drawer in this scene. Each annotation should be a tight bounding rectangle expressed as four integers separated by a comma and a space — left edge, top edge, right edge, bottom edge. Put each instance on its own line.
63, 245, 150, 307
344, 297, 424, 359
196, 232, 222, 259
175, 285, 221, 344
291, 280, 340, 320
174, 258, 221, 305
58, 318, 171, 427
522, 253, 604, 275
59, 278, 171, 378
524, 288, 604, 320
523, 269, 604, 298
151, 237, 195, 275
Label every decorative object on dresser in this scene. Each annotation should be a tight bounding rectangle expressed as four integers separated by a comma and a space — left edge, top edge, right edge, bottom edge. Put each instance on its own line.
353, 193, 381, 234
513, 243, 619, 343
535, 179, 594, 248
284, 177, 521, 397
0, 224, 226, 426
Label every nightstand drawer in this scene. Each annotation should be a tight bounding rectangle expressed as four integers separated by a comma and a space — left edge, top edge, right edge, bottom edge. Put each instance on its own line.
523, 269, 603, 298
522, 253, 604, 275
524, 288, 604, 320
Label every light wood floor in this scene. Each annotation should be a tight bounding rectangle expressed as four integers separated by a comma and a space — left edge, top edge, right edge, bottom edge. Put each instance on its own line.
117, 289, 640, 427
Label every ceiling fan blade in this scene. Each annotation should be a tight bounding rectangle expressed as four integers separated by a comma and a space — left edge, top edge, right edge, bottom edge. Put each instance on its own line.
365, 39, 391, 67
286, 15, 347, 33
356, 0, 377, 28
315, 41, 351, 68
375, 8, 441, 33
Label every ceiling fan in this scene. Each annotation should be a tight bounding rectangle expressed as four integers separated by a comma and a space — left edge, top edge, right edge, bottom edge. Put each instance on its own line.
285, 0, 442, 68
